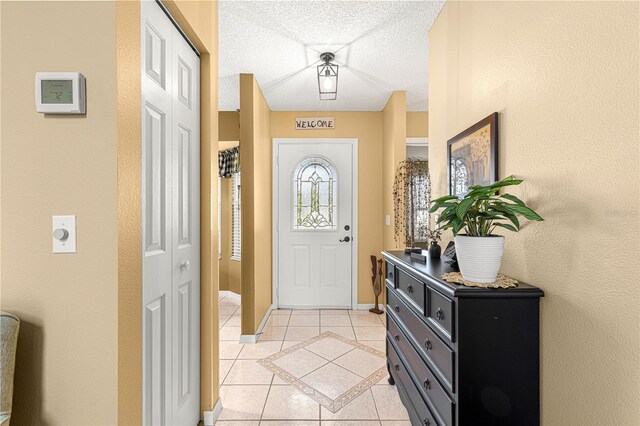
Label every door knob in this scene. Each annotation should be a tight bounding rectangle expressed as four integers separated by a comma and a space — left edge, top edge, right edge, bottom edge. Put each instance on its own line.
180, 261, 190, 271
339, 236, 351, 242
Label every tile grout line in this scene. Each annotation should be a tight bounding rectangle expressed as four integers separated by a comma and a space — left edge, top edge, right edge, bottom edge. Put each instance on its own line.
258, 375, 273, 422
370, 386, 384, 422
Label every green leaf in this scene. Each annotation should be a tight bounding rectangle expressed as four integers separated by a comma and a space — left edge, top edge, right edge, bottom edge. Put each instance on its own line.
502, 212, 520, 230
490, 176, 523, 189
494, 223, 518, 232
431, 195, 459, 204
429, 201, 457, 213
501, 193, 525, 205
452, 220, 465, 235
509, 204, 544, 221
455, 197, 475, 220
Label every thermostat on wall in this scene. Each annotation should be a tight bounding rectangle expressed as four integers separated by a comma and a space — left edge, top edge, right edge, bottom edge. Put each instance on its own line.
35, 72, 85, 114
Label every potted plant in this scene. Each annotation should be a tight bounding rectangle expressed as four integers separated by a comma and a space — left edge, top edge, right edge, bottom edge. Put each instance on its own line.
430, 176, 543, 283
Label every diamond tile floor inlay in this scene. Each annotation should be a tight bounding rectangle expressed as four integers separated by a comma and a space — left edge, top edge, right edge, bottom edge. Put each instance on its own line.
216, 294, 410, 423
258, 332, 388, 413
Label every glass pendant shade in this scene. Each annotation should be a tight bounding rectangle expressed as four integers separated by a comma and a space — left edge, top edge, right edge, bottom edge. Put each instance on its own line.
317, 53, 338, 100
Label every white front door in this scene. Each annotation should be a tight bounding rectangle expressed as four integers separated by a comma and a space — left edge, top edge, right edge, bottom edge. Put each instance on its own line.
141, 1, 200, 425
275, 140, 355, 308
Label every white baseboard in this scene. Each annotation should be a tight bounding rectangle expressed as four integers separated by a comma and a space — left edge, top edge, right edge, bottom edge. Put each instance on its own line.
239, 334, 257, 344
203, 398, 223, 426
219, 290, 241, 303
239, 304, 274, 344
357, 304, 375, 310
257, 304, 275, 333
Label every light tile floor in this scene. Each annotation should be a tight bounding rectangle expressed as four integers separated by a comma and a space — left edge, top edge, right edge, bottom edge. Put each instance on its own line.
217, 296, 410, 425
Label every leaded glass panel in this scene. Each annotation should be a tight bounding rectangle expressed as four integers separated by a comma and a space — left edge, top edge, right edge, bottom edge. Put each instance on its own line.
293, 157, 337, 230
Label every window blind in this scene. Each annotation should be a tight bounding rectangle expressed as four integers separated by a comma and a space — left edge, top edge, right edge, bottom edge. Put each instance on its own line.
231, 172, 241, 260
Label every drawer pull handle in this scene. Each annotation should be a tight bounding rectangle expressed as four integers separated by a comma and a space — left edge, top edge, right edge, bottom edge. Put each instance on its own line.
423, 419, 430, 426
394, 305, 400, 313
389, 271, 394, 278
436, 308, 444, 320
394, 335, 400, 342
424, 339, 432, 350
407, 285, 414, 293
394, 364, 400, 371
423, 379, 431, 390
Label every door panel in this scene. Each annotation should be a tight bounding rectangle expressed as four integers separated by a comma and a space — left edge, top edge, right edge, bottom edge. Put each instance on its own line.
277, 142, 354, 308
177, 125, 192, 247
144, 103, 168, 254
177, 281, 192, 402
145, 296, 167, 426
142, 1, 200, 425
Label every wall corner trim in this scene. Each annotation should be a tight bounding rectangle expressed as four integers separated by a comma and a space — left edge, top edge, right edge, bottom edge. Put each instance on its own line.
239, 304, 275, 344
203, 398, 223, 426
219, 290, 241, 304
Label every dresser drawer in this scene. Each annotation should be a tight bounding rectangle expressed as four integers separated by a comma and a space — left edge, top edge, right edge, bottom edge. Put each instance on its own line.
386, 261, 396, 285
388, 315, 454, 426
427, 288, 455, 342
388, 289, 454, 391
387, 339, 439, 426
397, 268, 426, 314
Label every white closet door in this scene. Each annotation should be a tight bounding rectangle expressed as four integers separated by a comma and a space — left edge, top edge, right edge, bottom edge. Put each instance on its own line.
141, 1, 200, 424
170, 17, 200, 426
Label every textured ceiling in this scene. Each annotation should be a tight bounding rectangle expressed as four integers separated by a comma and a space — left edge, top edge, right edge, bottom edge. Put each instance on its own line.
218, 1, 445, 112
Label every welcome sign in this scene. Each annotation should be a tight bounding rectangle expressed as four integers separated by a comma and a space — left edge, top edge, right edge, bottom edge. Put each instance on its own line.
295, 117, 335, 130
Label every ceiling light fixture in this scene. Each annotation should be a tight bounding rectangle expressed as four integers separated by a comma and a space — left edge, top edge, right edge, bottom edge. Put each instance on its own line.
317, 52, 338, 100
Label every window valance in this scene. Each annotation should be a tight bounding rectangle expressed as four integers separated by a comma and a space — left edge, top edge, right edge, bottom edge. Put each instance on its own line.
218, 146, 240, 178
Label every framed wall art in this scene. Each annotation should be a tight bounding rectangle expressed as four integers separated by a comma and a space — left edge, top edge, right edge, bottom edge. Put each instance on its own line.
447, 112, 498, 197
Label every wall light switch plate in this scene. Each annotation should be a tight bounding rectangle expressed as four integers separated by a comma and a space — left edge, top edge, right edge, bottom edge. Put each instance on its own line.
385, 215, 391, 226
52, 215, 76, 253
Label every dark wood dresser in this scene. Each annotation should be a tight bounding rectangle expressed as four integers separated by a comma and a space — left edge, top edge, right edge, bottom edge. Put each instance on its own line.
382, 250, 544, 426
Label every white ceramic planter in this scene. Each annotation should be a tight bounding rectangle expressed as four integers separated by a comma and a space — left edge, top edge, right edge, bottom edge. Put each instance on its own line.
454, 235, 505, 283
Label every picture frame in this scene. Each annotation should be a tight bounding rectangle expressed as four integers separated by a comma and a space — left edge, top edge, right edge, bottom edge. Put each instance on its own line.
447, 112, 498, 197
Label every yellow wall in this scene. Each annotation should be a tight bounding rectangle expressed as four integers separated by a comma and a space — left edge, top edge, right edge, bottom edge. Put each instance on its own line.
218, 140, 241, 295
382, 92, 407, 250
219, 114, 242, 296
1, 2, 118, 424
220, 111, 240, 142
429, 2, 639, 424
239, 74, 272, 334
271, 112, 385, 305
406, 112, 429, 138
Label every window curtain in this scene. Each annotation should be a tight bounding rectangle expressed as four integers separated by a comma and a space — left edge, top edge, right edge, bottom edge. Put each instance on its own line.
218, 146, 240, 178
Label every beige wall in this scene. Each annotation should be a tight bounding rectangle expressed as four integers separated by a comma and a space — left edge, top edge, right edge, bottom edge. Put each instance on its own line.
271, 111, 385, 305
382, 92, 407, 250
240, 74, 272, 334
429, 2, 639, 424
406, 112, 429, 138
1, 1, 219, 424
1, 2, 118, 424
